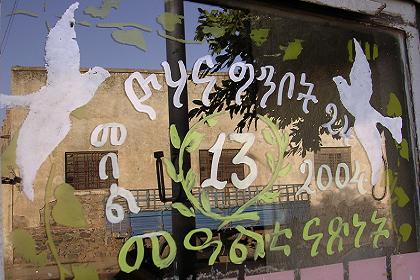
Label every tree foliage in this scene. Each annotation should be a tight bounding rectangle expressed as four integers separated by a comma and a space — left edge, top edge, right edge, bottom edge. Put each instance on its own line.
190, 8, 347, 156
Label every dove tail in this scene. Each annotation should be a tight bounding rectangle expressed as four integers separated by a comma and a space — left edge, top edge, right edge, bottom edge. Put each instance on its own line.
372, 133, 388, 201
21, 176, 35, 201
0, 94, 34, 108
379, 116, 403, 144
16, 149, 36, 201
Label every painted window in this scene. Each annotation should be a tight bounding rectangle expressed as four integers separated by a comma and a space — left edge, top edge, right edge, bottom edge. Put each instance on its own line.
0, 0, 419, 279
314, 147, 352, 179
65, 151, 118, 190
199, 149, 245, 184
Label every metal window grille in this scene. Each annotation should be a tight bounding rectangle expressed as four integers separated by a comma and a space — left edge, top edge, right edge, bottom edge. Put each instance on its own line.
199, 149, 245, 184
65, 151, 118, 190
314, 147, 351, 178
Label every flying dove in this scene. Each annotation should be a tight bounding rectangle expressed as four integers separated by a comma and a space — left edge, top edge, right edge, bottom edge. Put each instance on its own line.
0, 2, 110, 200
333, 38, 402, 186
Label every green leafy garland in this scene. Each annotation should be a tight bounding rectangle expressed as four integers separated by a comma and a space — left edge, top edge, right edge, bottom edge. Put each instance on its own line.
164, 113, 291, 229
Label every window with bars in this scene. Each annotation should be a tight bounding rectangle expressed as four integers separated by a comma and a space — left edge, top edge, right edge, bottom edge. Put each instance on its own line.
199, 149, 245, 185
65, 151, 118, 190
314, 147, 351, 178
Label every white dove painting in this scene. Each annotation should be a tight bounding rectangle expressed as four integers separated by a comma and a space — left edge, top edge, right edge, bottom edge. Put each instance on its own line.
333, 38, 402, 186
0, 2, 110, 201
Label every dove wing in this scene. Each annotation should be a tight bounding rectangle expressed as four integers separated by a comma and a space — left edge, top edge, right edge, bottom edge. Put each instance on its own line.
349, 38, 373, 102
0, 93, 35, 108
17, 110, 71, 200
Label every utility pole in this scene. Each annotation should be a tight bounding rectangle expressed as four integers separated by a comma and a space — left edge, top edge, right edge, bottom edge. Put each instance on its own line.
164, 0, 196, 278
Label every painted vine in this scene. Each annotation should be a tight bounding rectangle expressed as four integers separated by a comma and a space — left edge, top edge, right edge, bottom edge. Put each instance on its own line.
164, 113, 291, 229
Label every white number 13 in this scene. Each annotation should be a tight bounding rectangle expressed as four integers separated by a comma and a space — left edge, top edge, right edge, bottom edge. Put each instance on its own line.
201, 133, 257, 190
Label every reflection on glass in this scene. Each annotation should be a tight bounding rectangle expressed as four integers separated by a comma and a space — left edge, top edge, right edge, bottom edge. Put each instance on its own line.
0, 0, 417, 279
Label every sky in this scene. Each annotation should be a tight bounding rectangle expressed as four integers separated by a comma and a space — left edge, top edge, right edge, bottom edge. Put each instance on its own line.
0, 0, 217, 121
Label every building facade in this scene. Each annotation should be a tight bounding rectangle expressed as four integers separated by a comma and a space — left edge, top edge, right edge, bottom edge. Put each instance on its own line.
1, 0, 420, 279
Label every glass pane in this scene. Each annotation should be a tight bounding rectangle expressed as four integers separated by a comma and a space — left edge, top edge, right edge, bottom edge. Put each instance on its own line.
0, 0, 418, 279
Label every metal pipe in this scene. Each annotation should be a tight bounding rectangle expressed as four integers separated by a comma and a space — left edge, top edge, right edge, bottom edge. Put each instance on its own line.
154, 151, 169, 203
164, 0, 196, 278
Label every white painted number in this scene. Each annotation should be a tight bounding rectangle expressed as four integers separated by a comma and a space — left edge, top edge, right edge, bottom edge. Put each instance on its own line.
316, 164, 332, 191
335, 163, 350, 189
201, 133, 228, 190
201, 133, 257, 190
296, 159, 315, 196
229, 133, 257, 189
297, 160, 366, 195
349, 160, 367, 194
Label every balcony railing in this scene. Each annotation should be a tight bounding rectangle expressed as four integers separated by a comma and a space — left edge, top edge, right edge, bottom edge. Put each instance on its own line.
106, 184, 310, 237
130, 184, 310, 211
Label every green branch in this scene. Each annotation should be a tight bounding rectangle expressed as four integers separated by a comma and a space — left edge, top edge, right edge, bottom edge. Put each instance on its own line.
44, 164, 69, 279
169, 112, 290, 229
218, 114, 286, 228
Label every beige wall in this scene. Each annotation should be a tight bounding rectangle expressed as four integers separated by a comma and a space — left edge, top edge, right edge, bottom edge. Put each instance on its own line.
1, 67, 392, 267
3, 66, 390, 223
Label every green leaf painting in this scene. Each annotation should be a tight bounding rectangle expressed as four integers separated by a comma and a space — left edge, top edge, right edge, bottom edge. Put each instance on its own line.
280, 132, 290, 148
185, 131, 204, 153
10, 229, 48, 267
399, 223, 412, 242
265, 152, 275, 172
172, 203, 195, 217
157, 30, 203, 44
163, 158, 180, 182
185, 169, 196, 191
84, 0, 121, 19
97, 22, 152, 32
260, 192, 279, 203
77, 21, 92, 27
170, 124, 181, 149
1, 134, 18, 176
386, 169, 396, 187
202, 26, 225, 38
250, 28, 269, 46
157, 12, 183, 32
70, 106, 90, 120
9, 9, 39, 18
398, 138, 409, 161
278, 163, 292, 177
52, 183, 88, 228
262, 128, 274, 145
110, 29, 147, 51
393, 187, 410, 208
281, 39, 304, 61
206, 117, 218, 127
386, 92, 402, 117
201, 190, 211, 212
